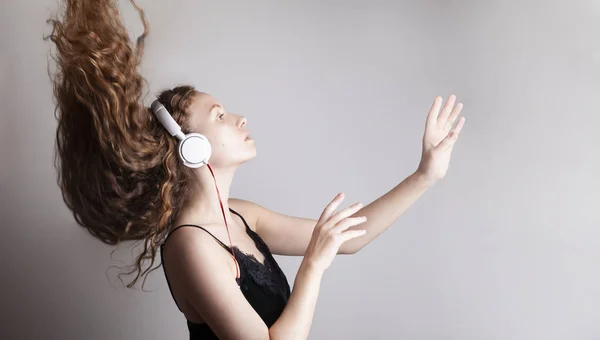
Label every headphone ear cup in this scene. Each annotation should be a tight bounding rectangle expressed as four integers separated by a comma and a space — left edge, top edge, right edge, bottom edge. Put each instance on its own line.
178, 133, 211, 168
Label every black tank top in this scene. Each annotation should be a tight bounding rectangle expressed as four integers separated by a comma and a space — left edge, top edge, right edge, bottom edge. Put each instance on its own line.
160, 209, 291, 339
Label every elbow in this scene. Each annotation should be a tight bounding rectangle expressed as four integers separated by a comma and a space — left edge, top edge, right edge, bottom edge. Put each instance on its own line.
269, 328, 307, 340
338, 246, 360, 255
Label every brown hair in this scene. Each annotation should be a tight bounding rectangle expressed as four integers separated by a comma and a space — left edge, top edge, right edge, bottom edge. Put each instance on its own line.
46, 0, 196, 288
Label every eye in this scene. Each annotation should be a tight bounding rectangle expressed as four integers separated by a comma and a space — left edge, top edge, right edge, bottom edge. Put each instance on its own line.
217, 112, 225, 120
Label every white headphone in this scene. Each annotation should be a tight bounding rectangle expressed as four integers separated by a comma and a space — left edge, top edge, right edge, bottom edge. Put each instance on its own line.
150, 98, 212, 168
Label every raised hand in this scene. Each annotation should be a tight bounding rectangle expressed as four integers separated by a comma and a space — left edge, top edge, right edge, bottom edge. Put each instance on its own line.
303, 193, 368, 272
417, 94, 466, 182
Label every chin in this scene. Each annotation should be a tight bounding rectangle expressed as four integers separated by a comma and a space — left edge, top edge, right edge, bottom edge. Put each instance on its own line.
246, 144, 257, 158
244, 151, 257, 162
234, 150, 257, 167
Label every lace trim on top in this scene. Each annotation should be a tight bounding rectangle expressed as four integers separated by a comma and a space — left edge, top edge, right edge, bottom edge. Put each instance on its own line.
234, 224, 290, 301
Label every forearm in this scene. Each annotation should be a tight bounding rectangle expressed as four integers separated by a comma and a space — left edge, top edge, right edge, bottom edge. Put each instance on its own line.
269, 260, 323, 340
341, 170, 435, 253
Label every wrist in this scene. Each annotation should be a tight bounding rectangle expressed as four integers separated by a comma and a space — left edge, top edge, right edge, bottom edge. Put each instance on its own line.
411, 169, 438, 188
299, 258, 325, 277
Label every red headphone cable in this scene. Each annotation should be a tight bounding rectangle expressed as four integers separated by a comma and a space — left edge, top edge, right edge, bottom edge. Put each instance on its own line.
206, 164, 240, 281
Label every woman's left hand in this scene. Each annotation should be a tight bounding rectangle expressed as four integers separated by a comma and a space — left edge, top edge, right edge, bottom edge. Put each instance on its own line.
416, 94, 466, 183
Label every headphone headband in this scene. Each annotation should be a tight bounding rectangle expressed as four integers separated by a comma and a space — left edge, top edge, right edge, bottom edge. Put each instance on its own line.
150, 97, 211, 168
151, 99, 185, 140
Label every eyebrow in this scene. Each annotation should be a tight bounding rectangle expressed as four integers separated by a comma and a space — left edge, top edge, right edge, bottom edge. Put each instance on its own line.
209, 104, 223, 116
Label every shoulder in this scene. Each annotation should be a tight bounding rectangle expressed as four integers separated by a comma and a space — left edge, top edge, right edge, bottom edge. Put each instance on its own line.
228, 197, 270, 232
161, 224, 237, 279
162, 223, 226, 257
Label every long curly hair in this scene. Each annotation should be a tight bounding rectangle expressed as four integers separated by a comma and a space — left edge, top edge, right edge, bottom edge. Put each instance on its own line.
46, 0, 197, 288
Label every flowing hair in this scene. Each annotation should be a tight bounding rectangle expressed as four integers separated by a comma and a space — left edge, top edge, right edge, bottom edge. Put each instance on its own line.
46, 0, 197, 288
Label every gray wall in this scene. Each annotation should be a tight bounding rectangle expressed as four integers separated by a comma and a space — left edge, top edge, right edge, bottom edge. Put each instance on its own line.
1, 0, 599, 339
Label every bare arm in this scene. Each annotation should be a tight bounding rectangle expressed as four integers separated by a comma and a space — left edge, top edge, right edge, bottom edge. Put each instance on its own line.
269, 261, 323, 340
342, 171, 433, 252
230, 173, 432, 256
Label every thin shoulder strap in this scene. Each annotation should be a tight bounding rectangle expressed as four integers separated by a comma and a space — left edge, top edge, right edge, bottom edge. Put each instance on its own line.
229, 208, 251, 231
229, 208, 271, 259
163, 224, 231, 252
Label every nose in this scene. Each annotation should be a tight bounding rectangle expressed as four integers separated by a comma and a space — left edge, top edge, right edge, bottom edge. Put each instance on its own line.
238, 115, 247, 128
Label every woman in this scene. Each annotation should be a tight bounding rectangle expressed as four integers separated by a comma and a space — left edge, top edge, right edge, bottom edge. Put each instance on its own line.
47, 0, 465, 339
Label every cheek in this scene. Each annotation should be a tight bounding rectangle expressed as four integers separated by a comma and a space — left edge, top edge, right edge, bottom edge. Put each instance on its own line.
208, 128, 240, 151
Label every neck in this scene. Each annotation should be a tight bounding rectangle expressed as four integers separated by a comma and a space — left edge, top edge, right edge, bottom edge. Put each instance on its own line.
179, 164, 237, 226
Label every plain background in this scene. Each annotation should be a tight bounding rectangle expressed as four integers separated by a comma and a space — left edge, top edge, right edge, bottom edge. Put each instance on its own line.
1, 0, 599, 339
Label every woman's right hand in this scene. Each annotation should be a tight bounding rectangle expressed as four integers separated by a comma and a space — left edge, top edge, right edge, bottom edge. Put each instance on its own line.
303, 193, 368, 273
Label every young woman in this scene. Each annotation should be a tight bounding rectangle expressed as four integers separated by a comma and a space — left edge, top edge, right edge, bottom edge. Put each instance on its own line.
47, 0, 465, 339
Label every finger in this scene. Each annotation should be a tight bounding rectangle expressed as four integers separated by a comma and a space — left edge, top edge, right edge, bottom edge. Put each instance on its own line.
326, 202, 364, 228
451, 116, 466, 135
339, 229, 368, 243
426, 96, 443, 126
317, 193, 345, 224
331, 216, 367, 233
445, 102, 463, 130
437, 94, 456, 124
433, 130, 459, 153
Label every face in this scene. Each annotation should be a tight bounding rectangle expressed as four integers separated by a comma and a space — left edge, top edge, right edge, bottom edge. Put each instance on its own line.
187, 92, 256, 168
